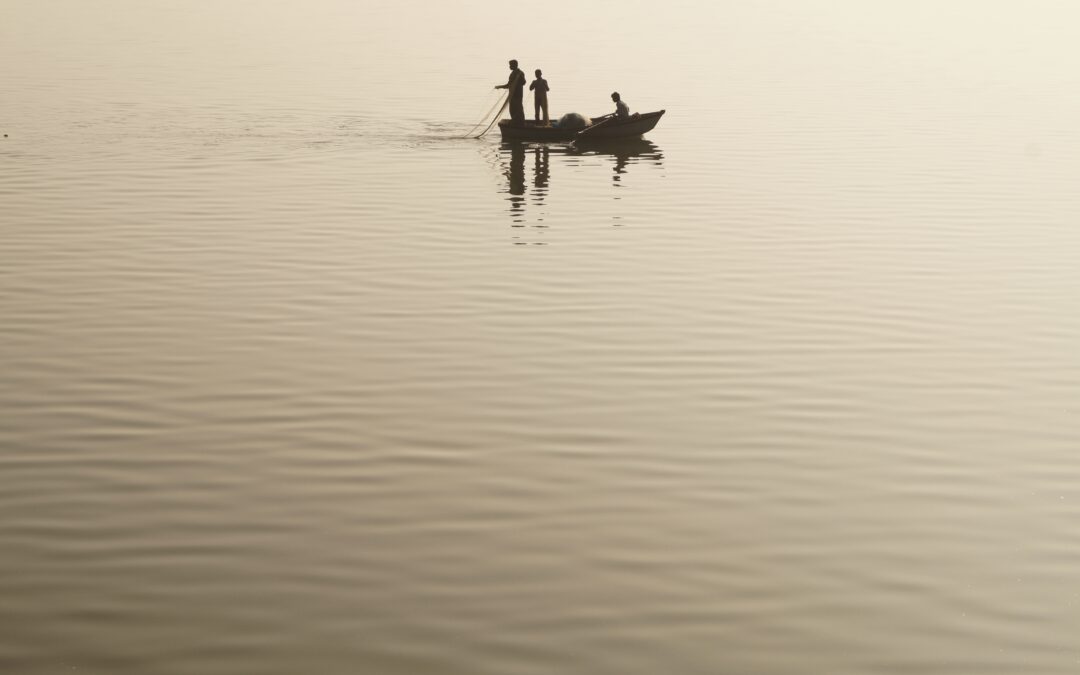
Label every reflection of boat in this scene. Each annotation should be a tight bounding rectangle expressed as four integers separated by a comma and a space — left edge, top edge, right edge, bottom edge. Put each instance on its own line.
567, 138, 664, 183
499, 139, 663, 173
563, 138, 663, 162
495, 139, 663, 211
498, 110, 665, 141
491, 139, 664, 237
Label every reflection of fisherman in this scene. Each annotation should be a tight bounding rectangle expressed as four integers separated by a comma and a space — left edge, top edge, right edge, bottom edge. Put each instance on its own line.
611, 91, 630, 119
529, 69, 550, 124
506, 142, 526, 221
495, 59, 527, 126
533, 146, 549, 192
612, 150, 630, 183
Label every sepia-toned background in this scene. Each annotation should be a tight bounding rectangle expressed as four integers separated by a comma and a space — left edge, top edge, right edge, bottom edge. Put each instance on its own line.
3, 1, 1080, 673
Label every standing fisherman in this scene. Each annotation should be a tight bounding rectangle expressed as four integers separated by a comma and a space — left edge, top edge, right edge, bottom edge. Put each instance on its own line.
530, 69, 550, 124
495, 59, 527, 126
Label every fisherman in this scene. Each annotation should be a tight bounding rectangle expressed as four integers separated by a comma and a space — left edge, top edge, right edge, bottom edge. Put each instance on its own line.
611, 91, 630, 120
495, 59, 527, 126
529, 69, 550, 124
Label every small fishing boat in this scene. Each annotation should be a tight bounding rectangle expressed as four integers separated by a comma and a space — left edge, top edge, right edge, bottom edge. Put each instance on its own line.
498, 110, 665, 142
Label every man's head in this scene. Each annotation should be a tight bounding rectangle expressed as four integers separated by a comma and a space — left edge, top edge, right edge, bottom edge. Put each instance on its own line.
509, 59, 518, 69
535, 69, 543, 77
611, 92, 621, 102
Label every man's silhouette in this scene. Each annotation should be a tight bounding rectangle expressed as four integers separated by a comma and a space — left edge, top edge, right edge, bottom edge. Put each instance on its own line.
530, 69, 550, 124
611, 91, 630, 120
496, 59, 527, 126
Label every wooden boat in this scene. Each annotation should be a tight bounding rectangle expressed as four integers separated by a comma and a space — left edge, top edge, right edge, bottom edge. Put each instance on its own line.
498, 110, 665, 142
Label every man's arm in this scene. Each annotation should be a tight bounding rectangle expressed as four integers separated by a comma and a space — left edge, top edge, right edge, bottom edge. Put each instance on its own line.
497, 72, 520, 89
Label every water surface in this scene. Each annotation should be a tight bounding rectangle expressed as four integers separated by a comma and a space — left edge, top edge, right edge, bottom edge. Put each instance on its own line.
4, 2, 1080, 673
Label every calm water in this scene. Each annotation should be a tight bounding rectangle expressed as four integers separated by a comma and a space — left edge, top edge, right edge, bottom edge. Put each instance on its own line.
4, 2, 1080, 673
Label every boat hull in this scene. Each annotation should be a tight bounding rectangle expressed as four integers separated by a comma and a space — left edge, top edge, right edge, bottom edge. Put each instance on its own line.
497, 122, 579, 141
498, 110, 665, 142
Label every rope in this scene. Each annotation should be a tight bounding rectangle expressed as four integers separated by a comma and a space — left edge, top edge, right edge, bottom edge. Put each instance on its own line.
463, 70, 524, 139
473, 95, 510, 139
461, 89, 508, 139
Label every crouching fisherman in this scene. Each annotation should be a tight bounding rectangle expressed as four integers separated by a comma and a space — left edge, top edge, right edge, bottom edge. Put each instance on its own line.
611, 91, 630, 119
